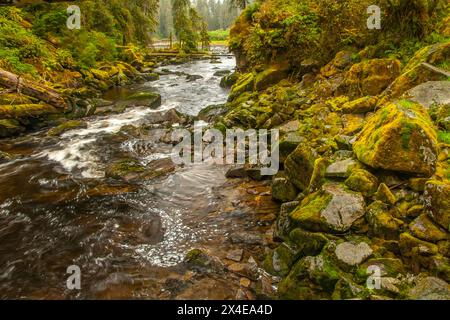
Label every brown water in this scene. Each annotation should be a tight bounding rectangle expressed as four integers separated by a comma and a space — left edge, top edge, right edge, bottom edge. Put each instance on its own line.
0, 56, 279, 299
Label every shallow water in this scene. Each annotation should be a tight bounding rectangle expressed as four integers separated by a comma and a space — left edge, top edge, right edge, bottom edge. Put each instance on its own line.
0, 56, 278, 299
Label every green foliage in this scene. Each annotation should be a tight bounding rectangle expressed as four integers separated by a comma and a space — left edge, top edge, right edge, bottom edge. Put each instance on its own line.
438, 131, 450, 144
32, 8, 67, 37
208, 29, 230, 41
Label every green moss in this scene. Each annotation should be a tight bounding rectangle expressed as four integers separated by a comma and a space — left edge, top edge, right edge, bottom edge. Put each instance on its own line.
400, 119, 416, 150
47, 120, 87, 136
438, 131, 450, 144
345, 169, 379, 197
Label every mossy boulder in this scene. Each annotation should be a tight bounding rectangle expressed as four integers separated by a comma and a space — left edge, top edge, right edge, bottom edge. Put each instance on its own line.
357, 258, 405, 282
120, 92, 162, 109
289, 183, 365, 233
278, 253, 341, 299
424, 180, 450, 230
263, 243, 296, 277
341, 96, 378, 114
284, 145, 317, 191
409, 213, 449, 243
406, 276, 450, 300
399, 232, 438, 258
47, 120, 88, 136
384, 43, 450, 98
254, 64, 289, 91
404, 81, 450, 109
308, 157, 329, 193
271, 172, 298, 202
0, 119, 25, 137
332, 276, 369, 300
274, 201, 300, 241
341, 59, 401, 98
288, 228, 329, 258
220, 72, 239, 88
366, 201, 403, 239
0, 104, 60, 120
228, 73, 255, 102
332, 241, 373, 271
374, 183, 397, 205
345, 169, 379, 197
353, 100, 438, 176
325, 158, 359, 178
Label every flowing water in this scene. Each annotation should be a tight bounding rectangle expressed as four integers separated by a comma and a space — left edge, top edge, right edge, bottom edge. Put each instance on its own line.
0, 55, 278, 299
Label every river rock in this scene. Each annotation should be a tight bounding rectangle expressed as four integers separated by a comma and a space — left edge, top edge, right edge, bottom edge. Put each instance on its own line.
254, 64, 289, 91
406, 276, 450, 300
220, 72, 239, 88
196, 104, 228, 122
341, 96, 378, 114
289, 183, 365, 233
424, 180, 450, 230
325, 158, 358, 178
274, 201, 299, 241
353, 100, 438, 176
47, 120, 88, 136
403, 81, 450, 109
345, 169, 379, 197
366, 201, 403, 239
409, 213, 449, 243
341, 58, 401, 98
271, 172, 298, 202
285, 145, 317, 191
226, 249, 244, 262
120, 92, 162, 109
334, 241, 373, 269
186, 74, 203, 82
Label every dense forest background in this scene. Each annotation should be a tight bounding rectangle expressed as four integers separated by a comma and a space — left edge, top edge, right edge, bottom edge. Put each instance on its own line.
158, 0, 240, 38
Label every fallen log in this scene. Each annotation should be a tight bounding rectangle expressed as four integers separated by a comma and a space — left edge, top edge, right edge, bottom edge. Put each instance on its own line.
0, 68, 68, 109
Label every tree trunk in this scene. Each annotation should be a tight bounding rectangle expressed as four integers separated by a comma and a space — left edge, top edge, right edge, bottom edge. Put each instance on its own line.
0, 68, 68, 109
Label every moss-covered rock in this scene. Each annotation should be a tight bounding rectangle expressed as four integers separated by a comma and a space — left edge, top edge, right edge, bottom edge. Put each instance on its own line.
289, 183, 365, 233
288, 228, 329, 257
254, 64, 289, 91
284, 145, 317, 191
220, 72, 239, 88
325, 158, 359, 178
263, 243, 296, 277
345, 169, 379, 197
341, 96, 378, 114
228, 73, 255, 102
424, 180, 450, 230
366, 201, 403, 239
120, 92, 162, 109
399, 232, 438, 258
353, 100, 438, 176
341, 59, 401, 98
332, 276, 369, 300
308, 157, 329, 193
105, 158, 145, 181
333, 240, 373, 271
47, 120, 88, 136
374, 183, 397, 205
271, 172, 298, 203
0, 119, 25, 137
384, 43, 450, 98
278, 253, 341, 299
409, 213, 449, 243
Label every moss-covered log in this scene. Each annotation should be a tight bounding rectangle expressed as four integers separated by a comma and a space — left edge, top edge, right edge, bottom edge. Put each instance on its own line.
0, 68, 67, 109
